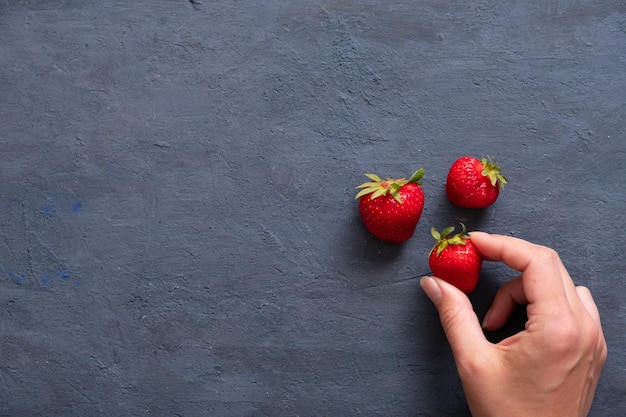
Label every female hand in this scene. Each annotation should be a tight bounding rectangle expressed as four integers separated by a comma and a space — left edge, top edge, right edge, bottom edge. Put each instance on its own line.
420, 232, 607, 417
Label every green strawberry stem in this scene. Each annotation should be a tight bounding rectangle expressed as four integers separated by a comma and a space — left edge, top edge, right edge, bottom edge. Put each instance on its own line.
407, 168, 425, 184
481, 156, 507, 189
431, 223, 468, 257
355, 168, 424, 203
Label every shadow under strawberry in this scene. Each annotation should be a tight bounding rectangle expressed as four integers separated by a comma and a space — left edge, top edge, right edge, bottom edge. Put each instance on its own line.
361, 233, 406, 264
345, 204, 407, 267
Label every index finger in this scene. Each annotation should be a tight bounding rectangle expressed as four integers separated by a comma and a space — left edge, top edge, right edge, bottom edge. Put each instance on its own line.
468, 232, 574, 309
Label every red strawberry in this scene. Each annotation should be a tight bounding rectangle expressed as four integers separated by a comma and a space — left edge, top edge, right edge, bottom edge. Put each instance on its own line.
355, 168, 425, 243
428, 224, 482, 293
446, 156, 507, 208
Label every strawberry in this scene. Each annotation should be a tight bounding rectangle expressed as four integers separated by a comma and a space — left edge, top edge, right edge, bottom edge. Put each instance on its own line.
428, 224, 482, 293
445, 156, 507, 208
355, 168, 425, 243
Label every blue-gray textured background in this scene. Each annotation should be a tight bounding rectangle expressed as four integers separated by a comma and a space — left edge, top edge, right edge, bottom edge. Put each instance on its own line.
1, 1, 624, 416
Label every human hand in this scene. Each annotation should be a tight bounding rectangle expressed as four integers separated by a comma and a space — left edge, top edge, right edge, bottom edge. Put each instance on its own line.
420, 232, 607, 417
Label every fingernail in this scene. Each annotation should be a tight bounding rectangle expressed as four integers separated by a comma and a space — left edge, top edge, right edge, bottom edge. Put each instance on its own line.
420, 276, 442, 304
468, 231, 488, 238
481, 308, 492, 330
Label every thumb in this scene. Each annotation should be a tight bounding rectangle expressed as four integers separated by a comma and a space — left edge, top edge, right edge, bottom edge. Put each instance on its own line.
420, 276, 488, 359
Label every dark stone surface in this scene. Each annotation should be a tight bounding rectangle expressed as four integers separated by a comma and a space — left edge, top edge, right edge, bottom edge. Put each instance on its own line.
1, 1, 624, 416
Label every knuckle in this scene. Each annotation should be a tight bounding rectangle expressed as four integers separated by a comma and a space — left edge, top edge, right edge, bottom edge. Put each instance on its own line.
598, 338, 608, 364
534, 245, 561, 265
547, 313, 607, 364
575, 285, 592, 298
591, 324, 608, 364
547, 318, 581, 354
456, 352, 490, 380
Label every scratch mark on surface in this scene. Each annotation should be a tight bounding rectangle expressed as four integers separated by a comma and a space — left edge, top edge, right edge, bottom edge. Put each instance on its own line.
260, 224, 286, 252
21, 201, 36, 280
32, 231, 64, 264
356, 275, 424, 291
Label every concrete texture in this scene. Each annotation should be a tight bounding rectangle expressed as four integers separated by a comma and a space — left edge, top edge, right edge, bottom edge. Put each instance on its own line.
1, 1, 625, 416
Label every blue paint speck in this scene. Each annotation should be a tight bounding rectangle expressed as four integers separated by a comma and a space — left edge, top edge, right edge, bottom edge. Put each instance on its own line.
54, 269, 70, 281
72, 201, 82, 213
42, 205, 56, 216
8, 271, 26, 285
41, 274, 51, 286
42, 196, 58, 216
6, 266, 81, 289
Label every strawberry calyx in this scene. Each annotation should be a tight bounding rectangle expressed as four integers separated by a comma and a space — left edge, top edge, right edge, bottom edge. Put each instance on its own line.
430, 223, 469, 257
480, 156, 508, 189
355, 168, 424, 203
